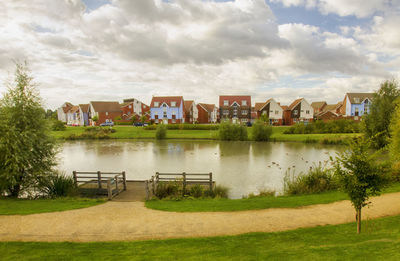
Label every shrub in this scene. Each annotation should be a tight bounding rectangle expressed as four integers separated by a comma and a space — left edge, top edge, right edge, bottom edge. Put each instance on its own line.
284, 163, 339, 195
188, 184, 204, 198
213, 185, 229, 198
156, 124, 167, 139
65, 127, 113, 140
51, 120, 66, 131
155, 181, 181, 199
252, 120, 273, 141
37, 172, 77, 198
219, 121, 247, 141
145, 124, 219, 131
284, 120, 361, 134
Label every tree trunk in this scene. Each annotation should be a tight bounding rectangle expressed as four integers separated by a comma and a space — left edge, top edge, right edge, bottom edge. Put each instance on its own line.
357, 208, 362, 234
10, 184, 21, 198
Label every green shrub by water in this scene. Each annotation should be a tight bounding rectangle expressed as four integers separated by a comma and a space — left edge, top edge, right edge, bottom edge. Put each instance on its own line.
37, 172, 77, 198
284, 119, 361, 134
284, 163, 339, 195
155, 181, 229, 199
252, 120, 273, 141
145, 124, 219, 131
155, 124, 167, 139
51, 120, 66, 131
218, 121, 248, 141
65, 127, 113, 140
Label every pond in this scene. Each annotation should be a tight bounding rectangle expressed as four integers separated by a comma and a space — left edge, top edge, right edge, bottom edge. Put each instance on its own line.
58, 140, 343, 199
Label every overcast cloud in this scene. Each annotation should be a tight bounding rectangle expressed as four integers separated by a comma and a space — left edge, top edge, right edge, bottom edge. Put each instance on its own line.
0, 0, 399, 108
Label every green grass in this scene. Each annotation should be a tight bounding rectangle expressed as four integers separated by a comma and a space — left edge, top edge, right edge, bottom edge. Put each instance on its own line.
2, 214, 400, 260
146, 183, 400, 212
0, 198, 106, 215
52, 126, 360, 143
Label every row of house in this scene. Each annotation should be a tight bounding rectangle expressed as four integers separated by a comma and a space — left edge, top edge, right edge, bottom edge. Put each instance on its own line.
57, 93, 373, 126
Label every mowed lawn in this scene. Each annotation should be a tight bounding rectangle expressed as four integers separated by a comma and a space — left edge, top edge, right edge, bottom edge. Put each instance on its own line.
2, 214, 400, 260
0, 198, 105, 215
52, 126, 360, 142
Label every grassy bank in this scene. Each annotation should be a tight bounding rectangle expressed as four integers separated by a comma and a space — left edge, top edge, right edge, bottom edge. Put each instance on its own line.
0, 198, 105, 215
2, 214, 400, 260
52, 126, 360, 143
146, 183, 400, 212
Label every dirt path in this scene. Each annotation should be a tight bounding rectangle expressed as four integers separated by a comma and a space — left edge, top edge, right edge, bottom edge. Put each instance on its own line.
1, 193, 400, 242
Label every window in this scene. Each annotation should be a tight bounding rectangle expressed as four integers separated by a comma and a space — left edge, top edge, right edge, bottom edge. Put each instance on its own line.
163, 112, 167, 118
128, 105, 132, 109
223, 110, 229, 115
155, 115, 158, 119
172, 115, 176, 119
127, 111, 131, 115
293, 110, 298, 116
171, 101, 176, 107
275, 110, 279, 115
355, 107, 359, 116
262, 111, 267, 115
306, 110, 310, 114
270, 110, 273, 113
143, 105, 146, 108
154, 102, 159, 107
224, 100, 229, 106
172, 119, 176, 123
242, 100, 247, 106
241, 110, 247, 115
163, 103, 167, 107
233, 109, 237, 116
105, 112, 108, 116
241, 118, 248, 122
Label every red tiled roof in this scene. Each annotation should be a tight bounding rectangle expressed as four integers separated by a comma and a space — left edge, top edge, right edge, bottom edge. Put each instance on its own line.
281, 105, 289, 111
219, 95, 251, 107
90, 101, 122, 112
184, 100, 194, 113
288, 98, 303, 110
150, 96, 184, 108
198, 103, 216, 113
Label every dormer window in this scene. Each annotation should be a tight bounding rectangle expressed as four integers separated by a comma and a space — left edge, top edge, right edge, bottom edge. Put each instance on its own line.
354, 98, 360, 103
242, 100, 247, 106
171, 101, 176, 107
163, 103, 167, 107
224, 100, 228, 106
154, 102, 159, 107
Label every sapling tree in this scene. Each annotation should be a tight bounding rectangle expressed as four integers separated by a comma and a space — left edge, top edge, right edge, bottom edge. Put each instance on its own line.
0, 62, 57, 197
333, 137, 389, 234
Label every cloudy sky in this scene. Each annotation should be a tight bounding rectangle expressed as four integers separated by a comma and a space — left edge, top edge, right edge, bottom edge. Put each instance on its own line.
0, 0, 399, 109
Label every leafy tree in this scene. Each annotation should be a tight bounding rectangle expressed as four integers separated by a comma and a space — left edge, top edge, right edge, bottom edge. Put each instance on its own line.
389, 99, 400, 180
0, 62, 58, 197
333, 137, 389, 233
51, 119, 66, 131
260, 113, 269, 123
45, 109, 57, 120
91, 115, 98, 125
140, 115, 147, 124
364, 80, 400, 149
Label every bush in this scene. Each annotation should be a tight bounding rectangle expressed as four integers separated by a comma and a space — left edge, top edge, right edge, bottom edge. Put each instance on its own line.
252, 120, 273, 141
188, 184, 204, 198
65, 127, 113, 140
155, 181, 181, 199
51, 120, 66, 131
37, 172, 77, 198
154, 181, 229, 199
219, 121, 247, 141
156, 124, 167, 139
145, 124, 219, 131
284, 163, 339, 195
213, 185, 229, 198
284, 120, 361, 134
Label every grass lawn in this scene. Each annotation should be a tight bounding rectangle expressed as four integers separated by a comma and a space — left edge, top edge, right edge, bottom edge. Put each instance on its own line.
52, 126, 360, 143
146, 183, 400, 212
1, 214, 400, 260
0, 198, 106, 215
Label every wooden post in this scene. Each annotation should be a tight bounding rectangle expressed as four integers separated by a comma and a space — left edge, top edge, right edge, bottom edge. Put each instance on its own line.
151, 176, 155, 195
115, 175, 119, 194
155, 172, 159, 195
145, 180, 149, 200
107, 179, 112, 200
209, 172, 213, 191
73, 171, 77, 187
97, 171, 102, 189
182, 172, 186, 196
122, 171, 127, 191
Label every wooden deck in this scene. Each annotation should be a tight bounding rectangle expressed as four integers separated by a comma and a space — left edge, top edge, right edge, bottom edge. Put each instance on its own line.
113, 181, 147, 202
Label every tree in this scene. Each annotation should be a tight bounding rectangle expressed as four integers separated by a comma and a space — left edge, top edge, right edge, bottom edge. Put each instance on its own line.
389, 99, 400, 179
140, 115, 147, 124
0, 62, 57, 197
364, 80, 400, 149
91, 115, 98, 125
333, 137, 389, 233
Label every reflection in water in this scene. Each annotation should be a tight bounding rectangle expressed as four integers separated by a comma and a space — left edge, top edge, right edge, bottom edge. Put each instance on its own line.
59, 140, 342, 199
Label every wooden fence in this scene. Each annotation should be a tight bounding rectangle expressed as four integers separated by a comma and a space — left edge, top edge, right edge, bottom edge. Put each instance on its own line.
73, 171, 127, 200
145, 172, 213, 200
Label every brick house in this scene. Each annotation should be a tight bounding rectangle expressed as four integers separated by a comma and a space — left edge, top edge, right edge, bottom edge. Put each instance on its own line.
184, 100, 198, 123
254, 98, 284, 125
150, 96, 185, 124
88, 101, 122, 126
197, 103, 218, 123
219, 95, 251, 124
121, 98, 150, 121
283, 98, 314, 125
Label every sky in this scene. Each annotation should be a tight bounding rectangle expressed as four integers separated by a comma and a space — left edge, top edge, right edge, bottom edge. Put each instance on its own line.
0, 0, 399, 109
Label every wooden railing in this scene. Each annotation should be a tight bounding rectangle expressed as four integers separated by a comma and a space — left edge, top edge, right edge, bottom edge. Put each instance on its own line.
145, 172, 213, 200
73, 171, 127, 200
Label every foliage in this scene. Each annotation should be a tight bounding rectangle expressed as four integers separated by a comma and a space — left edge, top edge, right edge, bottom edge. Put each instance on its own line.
45, 109, 57, 120
37, 172, 77, 198
389, 99, 400, 181
155, 124, 167, 139
140, 115, 147, 124
0, 62, 58, 197
155, 181, 181, 199
114, 116, 122, 121
91, 115, 98, 122
284, 163, 339, 195
260, 113, 269, 123
145, 124, 219, 130
51, 119, 66, 131
65, 127, 113, 140
333, 137, 390, 233
252, 120, 273, 141
154, 181, 228, 200
364, 80, 400, 149
284, 119, 360, 134
218, 121, 248, 141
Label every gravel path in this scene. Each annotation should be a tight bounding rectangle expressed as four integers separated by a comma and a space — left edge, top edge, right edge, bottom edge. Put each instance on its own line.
1, 193, 400, 242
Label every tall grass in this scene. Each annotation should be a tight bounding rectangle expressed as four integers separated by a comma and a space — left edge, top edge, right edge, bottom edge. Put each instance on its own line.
37, 172, 77, 198
284, 162, 339, 195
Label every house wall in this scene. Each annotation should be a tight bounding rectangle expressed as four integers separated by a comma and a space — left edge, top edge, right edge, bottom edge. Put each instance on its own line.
211, 108, 218, 123
299, 100, 314, 120
96, 111, 121, 125
219, 105, 251, 123
57, 108, 67, 122
345, 96, 352, 116
197, 105, 209, 124
269, 100, 283, 120
150, 102, 184, 123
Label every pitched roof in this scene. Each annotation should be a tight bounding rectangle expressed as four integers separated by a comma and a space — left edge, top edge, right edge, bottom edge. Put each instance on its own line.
120, 102, 132, 107
254, 102, 265, 112
79, 104, 89, 112
281, 105, 289, 110
184, 100, 194, 112
150, 96, 184, 107
288, 98, 303, 110
316, 110, 339, 118
62, 102, 73, 113
69, 105, 80, 114
90, 101, 122, 112
346, 93, 373, 104
198, 103, 216, 113
311, 101, 327, 110
219, 95, 251, 107
323, 104, 337, 112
